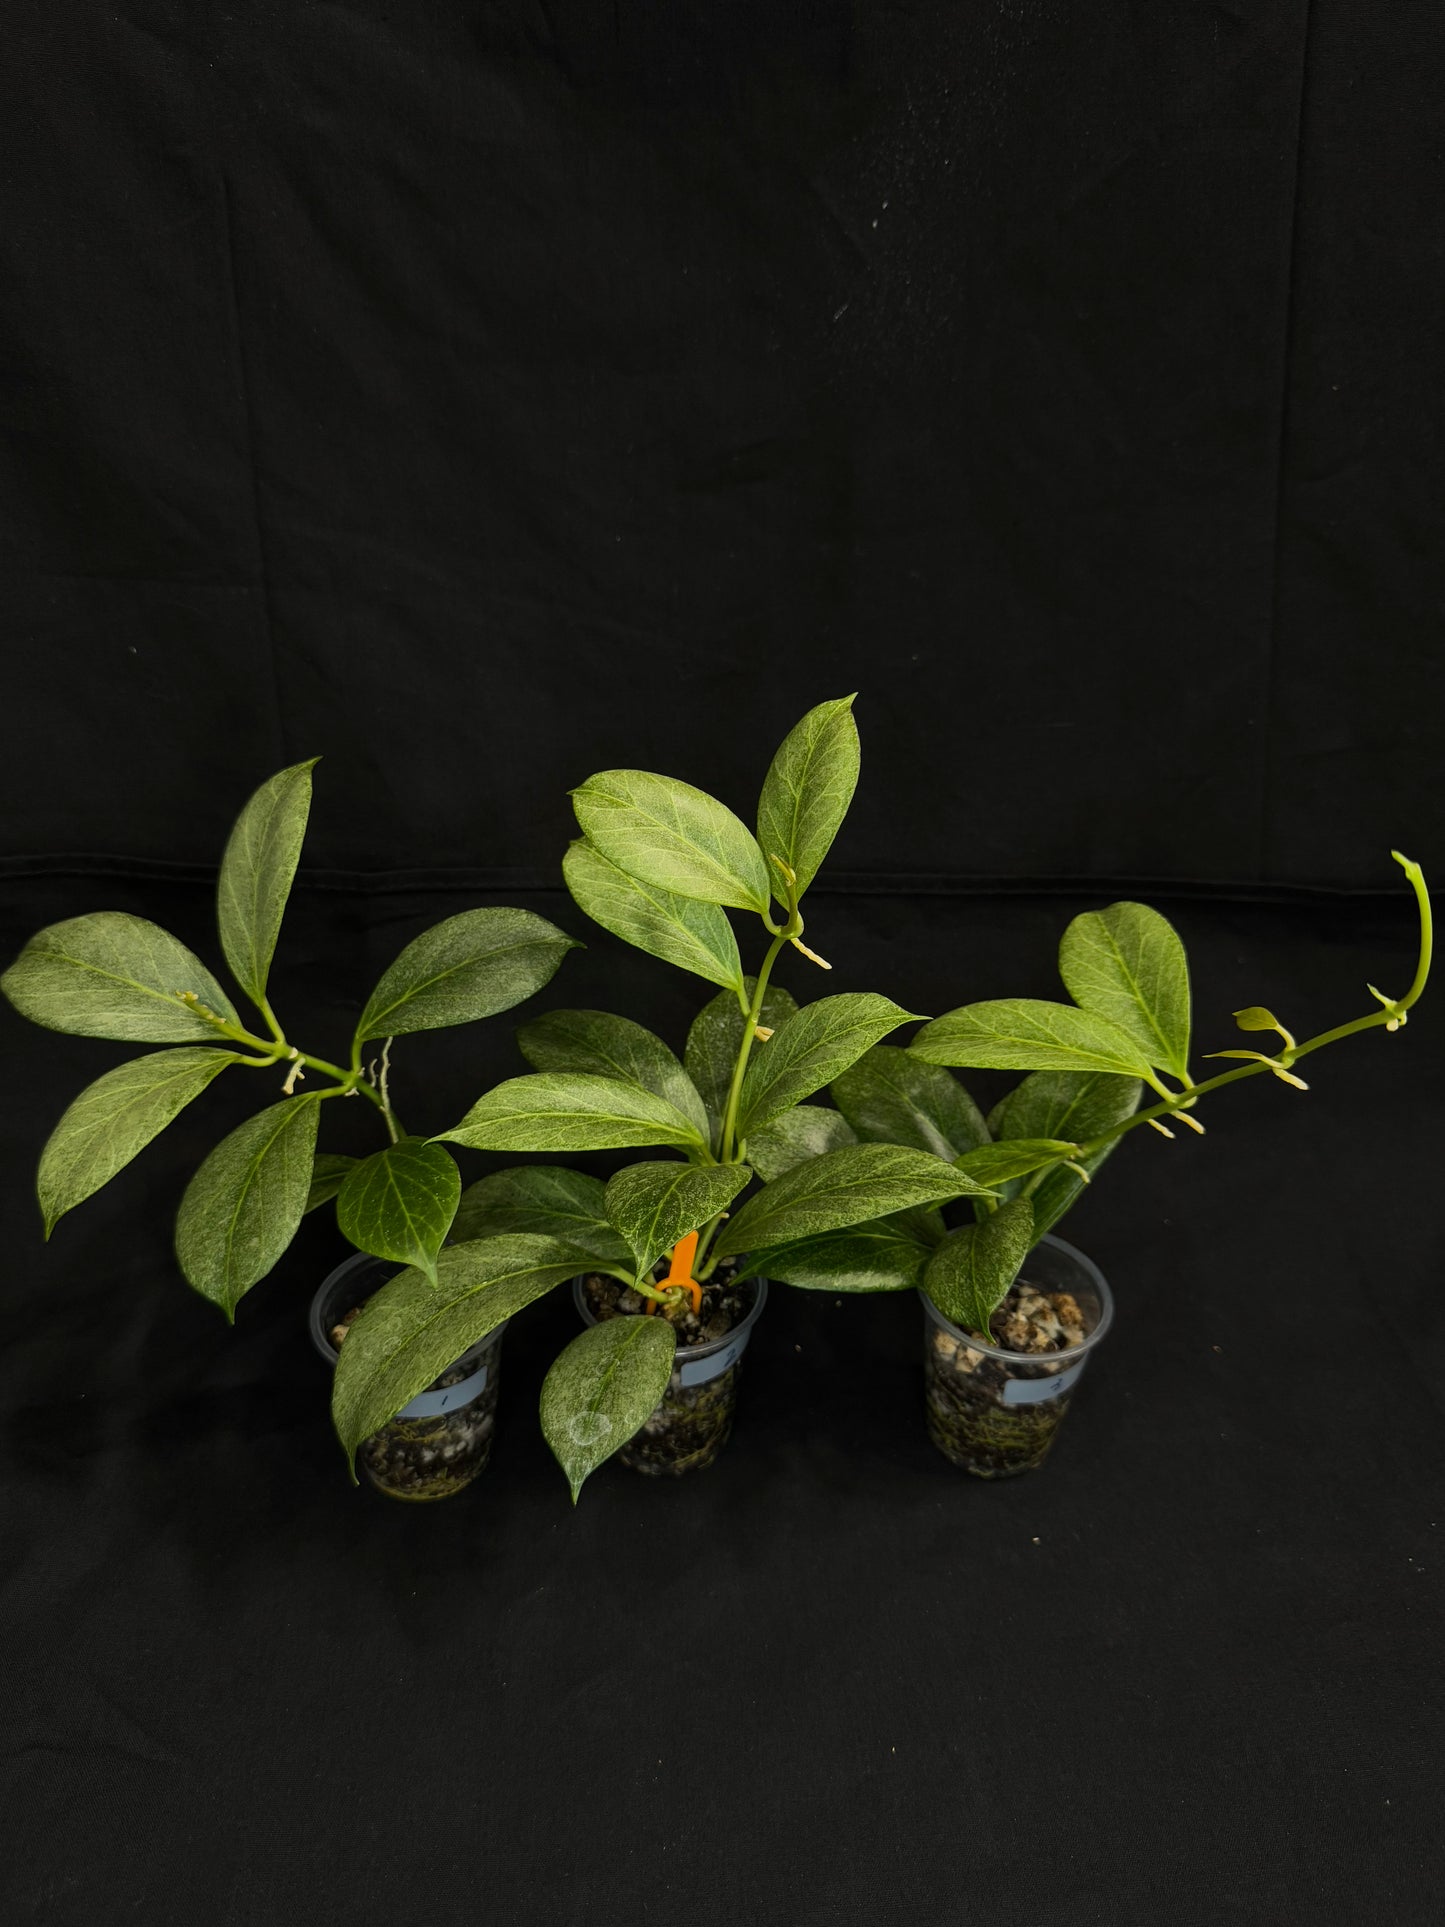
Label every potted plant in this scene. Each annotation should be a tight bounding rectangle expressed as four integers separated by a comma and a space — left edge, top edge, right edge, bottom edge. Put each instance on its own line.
1, 760, 578, 1500
327, 697, 1000, 1499
749, 853, 1433, 1477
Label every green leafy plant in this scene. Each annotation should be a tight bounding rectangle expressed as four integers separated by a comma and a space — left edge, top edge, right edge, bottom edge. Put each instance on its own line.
2, 761, 577, 1314
329, 697, 1000, 1496
746, 853, 1433, 1342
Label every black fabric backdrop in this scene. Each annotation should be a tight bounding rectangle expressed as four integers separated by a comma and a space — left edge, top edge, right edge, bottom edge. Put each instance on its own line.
3, 6, 1443, 1924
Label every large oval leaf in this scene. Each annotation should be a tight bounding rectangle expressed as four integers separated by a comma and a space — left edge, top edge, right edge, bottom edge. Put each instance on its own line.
830, 1045, 989, 1161
910, 999, 1154, 1077
737, 995, 921, 1139
354, 908, 577, 1047
517, 1008, 709, 1140
603, 1161, 751, 1280
540, 1317, 678, 1503
748, 1214, 934, 1293
2, 913, 238, 1042
37, 1047, 238, 1236
305, 1152, 357, 1213
336, 1138, 461, 1286
331, 1234, 582, 1471
985, 1068, 1142, 1235
1059, 901, 1192, 1080
451, 1166, 630, 1266
174, 1095, 320, 1318
923, 1198, 1035, 1338
439, 1073, 708, 1155
216, 759, 317, 1009
756, 695, 860, 904
953, 1140, 1081, 1187
714, 1142, 992, 1258
572, 769, 771, 914
563, 838, 744, 993
988, 1068, 1145, 1146
685, 979, 799, 1150
744, 1103, 857, 1180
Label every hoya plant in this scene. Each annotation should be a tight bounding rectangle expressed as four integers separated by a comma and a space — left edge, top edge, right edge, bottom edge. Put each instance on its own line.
1, 761, 577, 1316
747, 852, 1432, 1342
328, 697, 1001, 1496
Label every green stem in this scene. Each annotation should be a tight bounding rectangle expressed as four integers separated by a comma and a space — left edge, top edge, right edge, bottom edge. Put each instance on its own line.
256, 995, 287, 1047
695, 919, 802, 1281
1077, 855, 1431, 1160
691, 1210, 726, 1281
206, 1015, 398, 1129
718, 929, 793, 1167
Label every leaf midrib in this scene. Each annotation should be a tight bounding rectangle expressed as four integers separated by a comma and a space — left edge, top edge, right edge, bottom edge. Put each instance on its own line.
361, 932, 564, 1035
349, 1260, 574, 1427
54, 1052, 231, 1188
220, 1101, 312, 1294
41, 941, 215, 1020
1093, 920, 1181, 1071
591, 779, 758, 904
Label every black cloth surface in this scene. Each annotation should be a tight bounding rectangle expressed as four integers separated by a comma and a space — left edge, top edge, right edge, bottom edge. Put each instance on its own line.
2, 878, 1440, 1924
3, 1, 1444, 891
5, 3, 1445, 1919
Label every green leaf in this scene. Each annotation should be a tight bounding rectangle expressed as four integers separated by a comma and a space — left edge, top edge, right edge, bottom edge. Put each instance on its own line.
755, 695, 860, 904
563, 838, 744, 993
685, 979, 800, 1149
571, 769, 771, 913
894, 1203, 950, 1247
714, 1142, 992, 1259
540, 1316, 678, 1503
216, 759, 317, 1009
830, 1045, 989, 1161
1234, 1006, 1284, 1033
36, 1047, 237, 1237
603, 1161, 752, 1280
986, 1069, 1142, 1236
439, 1073, 708, 1155
953, 1139, 1081, 1187
2, 913, 239, 1042
1059, 901, 1192, 1079
748, 1214, 934, 1293
336, 1138, 461, 1287
331, 1234, 582, 1471
450, 1166, 630, 1267
174, 1096, 321, 1318
737, 995, 921, 1139
745, 1104, 857, 1180
354, 908, 577, 1048
924, 1198, 1035, 1338
989, 1068, 1144, 1147
305, 1152, 357, 1213
910, 999, 1154, 1077
517, 1008, 709, 1140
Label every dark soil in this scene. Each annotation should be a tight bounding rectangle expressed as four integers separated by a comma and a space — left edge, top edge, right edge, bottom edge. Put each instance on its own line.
332, 1304, 502, 1502
580, 1260, 759, 1477
580, 1257, 756, 1345
925, 1278, 1092, 1479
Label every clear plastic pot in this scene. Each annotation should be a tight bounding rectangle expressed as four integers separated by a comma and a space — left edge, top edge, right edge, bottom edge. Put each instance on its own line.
311, 1252, 505, 1503
572, 1273, 768, 1477
921, 1233, 1113, 1478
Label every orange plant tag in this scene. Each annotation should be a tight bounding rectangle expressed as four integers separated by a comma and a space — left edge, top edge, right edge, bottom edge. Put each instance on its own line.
661, 1230, 703, 1314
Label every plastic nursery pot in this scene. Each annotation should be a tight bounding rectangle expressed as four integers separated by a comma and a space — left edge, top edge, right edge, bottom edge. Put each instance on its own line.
311, 1252, 507, 1503
921, 1233, 1114, 1480
572, 1268, 769, 1478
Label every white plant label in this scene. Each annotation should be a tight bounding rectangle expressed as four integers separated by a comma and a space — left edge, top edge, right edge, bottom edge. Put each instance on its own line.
1001, 1358, 1086, 1406
677, 1332, 749, 1388
397, 1359, 490, 1420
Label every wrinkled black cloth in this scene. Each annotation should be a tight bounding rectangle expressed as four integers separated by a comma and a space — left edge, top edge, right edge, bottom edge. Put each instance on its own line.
2, 2, 1443, 891
2, 881, 1440, 1925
